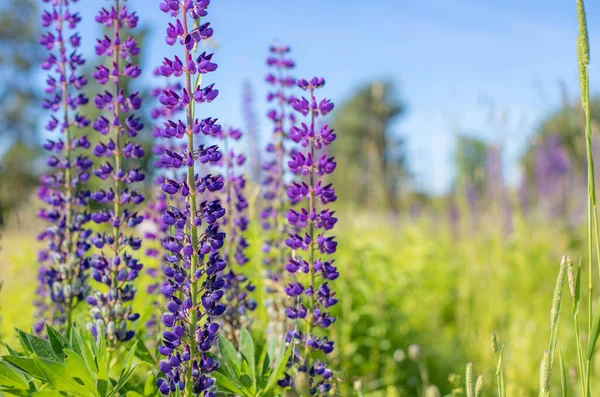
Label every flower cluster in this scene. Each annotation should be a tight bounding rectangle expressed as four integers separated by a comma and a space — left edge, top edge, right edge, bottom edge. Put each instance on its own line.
260, 44, 297, 337
35, 0, 92, 334
155, 1, 228, 395
215, 127, 256, 344
141, 71, 187, 337
280, 78, 338, 394
86, 0, 145, 345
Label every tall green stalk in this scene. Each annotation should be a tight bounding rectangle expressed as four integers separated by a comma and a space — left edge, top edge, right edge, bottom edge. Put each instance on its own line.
576, 1, 596, 395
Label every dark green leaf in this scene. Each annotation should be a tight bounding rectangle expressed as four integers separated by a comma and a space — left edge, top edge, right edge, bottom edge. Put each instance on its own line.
45, 325, 70, 362
15, 330, 32, 356
240, 374, 253, 388
25, 334, 59, 362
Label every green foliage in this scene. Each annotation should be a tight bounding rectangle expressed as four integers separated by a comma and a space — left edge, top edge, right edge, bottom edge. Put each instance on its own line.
215, 328, 292, 397
0, 325, 155, 397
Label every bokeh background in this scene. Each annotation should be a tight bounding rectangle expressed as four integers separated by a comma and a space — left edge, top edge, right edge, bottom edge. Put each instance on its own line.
2, 0, 600, 395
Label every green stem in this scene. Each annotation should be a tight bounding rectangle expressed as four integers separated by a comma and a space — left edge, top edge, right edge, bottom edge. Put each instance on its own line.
181, 9, 199, 397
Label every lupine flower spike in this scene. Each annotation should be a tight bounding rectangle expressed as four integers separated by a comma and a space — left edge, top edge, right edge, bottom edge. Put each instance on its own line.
86, 0, 145, 346
156, 1, 227, 396
280, 77, 338, 394
35, 0, 92, 335
261, 44, 297, 338
215, 127, 256, 345
141, 70, 186, 338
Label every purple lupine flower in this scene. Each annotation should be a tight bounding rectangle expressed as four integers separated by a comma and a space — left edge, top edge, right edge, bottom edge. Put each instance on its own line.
86, 0, 145, 345
156, 1, 227, 396
214, 127, 256, 344
35, 0, 92, 334
141, 69, 187, 338
260, 44, 297, 337
241, 81, 261, 183
281, 77, 338, 394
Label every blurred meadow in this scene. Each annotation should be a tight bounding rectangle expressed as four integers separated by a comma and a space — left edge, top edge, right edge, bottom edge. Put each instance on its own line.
2, 0, 600, 396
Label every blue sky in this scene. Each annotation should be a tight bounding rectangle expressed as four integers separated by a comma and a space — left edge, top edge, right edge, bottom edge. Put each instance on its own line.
65, 0, 600, 192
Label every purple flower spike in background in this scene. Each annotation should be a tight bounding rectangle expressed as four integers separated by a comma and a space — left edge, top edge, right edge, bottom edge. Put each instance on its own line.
156, 1, 227, 396
282, 77, 338, 395
215, 126, 256, 345
260, 44, 297, 337
35, 0, 92, 334
86, 0, 145, 346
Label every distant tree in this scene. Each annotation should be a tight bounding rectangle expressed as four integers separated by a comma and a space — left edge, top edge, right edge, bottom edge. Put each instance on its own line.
0, 142, 41, 221
454, 135, 488, 195
0, 0, 42, 221
0, 0, 42, 145
521, 96, 600, 178
332, 81, 407, 212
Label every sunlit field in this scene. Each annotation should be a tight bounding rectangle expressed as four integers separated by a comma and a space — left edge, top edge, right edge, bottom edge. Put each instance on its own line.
1, 0, 600, 396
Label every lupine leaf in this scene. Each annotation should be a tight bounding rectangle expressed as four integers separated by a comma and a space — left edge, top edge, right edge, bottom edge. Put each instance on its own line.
4, 344, 21, 357
213, 371, 246, 395
143, 372, 157, 396
0, 361, 29, 389
218, 336, 241, 375
257, 342, 270, 379
215, 360, 245, 391
25, 334, 59, 362
586, 296, 600, 359
29, 391, 67, 397
264, 341, 293, 392
64, 350, 97, 393
16, 330, 33, 356
71, 328, 97, 377
45, 325, 70, 362
107, 342, 138, 397
33, 355, 96, 397
239, 328, 255, 388
4, 356, 45, 380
